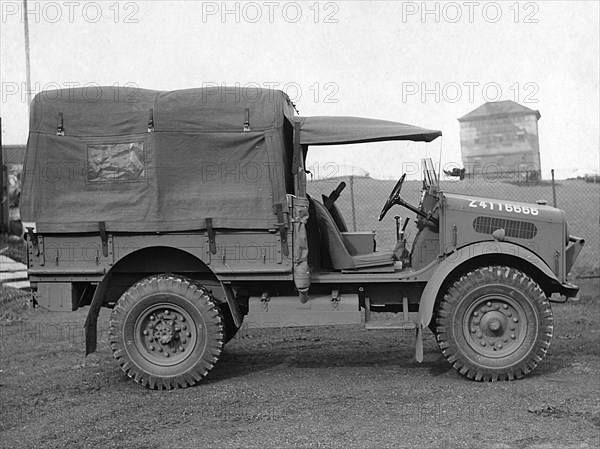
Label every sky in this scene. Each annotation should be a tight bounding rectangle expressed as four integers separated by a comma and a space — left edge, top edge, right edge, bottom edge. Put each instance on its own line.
1, 0, 599, 179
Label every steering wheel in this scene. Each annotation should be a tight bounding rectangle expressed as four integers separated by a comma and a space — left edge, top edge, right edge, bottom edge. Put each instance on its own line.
378, 173, 406, 221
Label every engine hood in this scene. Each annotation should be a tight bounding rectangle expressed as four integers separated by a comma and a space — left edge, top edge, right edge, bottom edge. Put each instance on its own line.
443, 193, 565, 224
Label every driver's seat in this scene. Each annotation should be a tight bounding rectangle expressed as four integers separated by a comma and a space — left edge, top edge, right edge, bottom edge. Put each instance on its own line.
311, 199, 394, 270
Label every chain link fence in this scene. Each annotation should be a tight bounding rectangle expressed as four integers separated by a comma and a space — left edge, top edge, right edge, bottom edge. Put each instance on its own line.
307, 174, 599, 275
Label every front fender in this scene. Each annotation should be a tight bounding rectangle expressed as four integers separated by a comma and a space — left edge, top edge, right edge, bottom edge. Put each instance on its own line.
417, 241, 559, 329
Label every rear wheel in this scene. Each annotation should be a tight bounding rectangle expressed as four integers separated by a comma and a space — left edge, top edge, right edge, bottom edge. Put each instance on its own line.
109, 274, 224, 389
435, 266, 553, 381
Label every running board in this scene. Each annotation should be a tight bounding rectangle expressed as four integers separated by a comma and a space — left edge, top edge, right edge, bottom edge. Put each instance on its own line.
364, 296, 416, 330
246, 293, 361, 328
365, 320, 417, 330
364, 296, 423, 362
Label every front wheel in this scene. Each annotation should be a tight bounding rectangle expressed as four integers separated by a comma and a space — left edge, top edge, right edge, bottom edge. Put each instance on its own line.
109, 274, 224, 389
435, 266, 553, 381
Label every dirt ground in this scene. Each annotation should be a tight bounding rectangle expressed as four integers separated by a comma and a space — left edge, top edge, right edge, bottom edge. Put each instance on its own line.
0, 279, 598, 449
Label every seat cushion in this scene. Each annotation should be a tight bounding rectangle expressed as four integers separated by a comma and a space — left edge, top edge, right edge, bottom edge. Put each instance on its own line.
352, 250, 394, 268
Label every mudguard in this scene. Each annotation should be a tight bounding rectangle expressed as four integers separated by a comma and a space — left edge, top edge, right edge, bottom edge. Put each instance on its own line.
84, 246, 219, 355
417, 241, 560, 329
84, 272, 112, 355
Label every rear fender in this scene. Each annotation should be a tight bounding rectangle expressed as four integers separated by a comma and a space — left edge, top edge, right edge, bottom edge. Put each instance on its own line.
84, 246, 222, 355
418, 241, 560, 329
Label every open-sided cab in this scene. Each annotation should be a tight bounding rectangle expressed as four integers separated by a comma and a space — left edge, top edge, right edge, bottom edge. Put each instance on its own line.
303, 158, 442, 277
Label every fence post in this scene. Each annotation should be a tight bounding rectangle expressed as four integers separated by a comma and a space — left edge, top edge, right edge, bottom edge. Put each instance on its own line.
348, 175, 357, 231
551, 169, 557, 208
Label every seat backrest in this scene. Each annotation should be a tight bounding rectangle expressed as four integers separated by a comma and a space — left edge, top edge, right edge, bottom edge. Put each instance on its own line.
311, 199, 356, 270
321, 194, 348, 232
306, 198, 322, 271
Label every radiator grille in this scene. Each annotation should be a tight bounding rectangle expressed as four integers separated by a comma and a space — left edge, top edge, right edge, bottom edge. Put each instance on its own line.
473, 216, 537, 239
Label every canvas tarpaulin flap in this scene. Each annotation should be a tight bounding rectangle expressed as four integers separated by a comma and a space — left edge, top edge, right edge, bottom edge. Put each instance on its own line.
21, 86, 294, 233
29, 87, 159, 136
155, 131, 287, 231
155, 88, 286, 132
291, 196, 310, 293
290, 116, 442, 145
28, 87, 289, 135
21, 132, 157, 233
21, 131, 288, 233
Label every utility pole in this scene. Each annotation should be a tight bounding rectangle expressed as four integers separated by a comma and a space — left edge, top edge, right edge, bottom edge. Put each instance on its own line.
0, 117, 7, 234
24, 0, 33, 109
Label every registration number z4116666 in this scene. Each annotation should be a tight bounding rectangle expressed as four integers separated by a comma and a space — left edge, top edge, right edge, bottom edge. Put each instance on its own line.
468, 200, 539, 215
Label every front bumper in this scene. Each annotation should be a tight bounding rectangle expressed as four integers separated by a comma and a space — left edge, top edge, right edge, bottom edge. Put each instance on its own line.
566, 235, 585, 274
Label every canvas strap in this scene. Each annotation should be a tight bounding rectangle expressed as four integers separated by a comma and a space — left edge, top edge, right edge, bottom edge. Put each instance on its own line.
206, 218, 217, 254
147, 109, 154, 132
99, 221, 108, 257
243, 108, 250, 132
275, 204, 289, 256
56, 112, 64, 136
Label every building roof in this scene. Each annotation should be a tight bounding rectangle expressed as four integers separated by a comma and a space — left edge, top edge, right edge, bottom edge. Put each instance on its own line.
2, 145, 26, 165
458, 100, 541, 122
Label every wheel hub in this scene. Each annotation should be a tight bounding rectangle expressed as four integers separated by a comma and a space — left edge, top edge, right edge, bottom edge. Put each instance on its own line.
465, 296, 527, 358
135, 304, 198, 366
153, 320, 176, 344
480, 311, 506, 337
488, 318, 501, 332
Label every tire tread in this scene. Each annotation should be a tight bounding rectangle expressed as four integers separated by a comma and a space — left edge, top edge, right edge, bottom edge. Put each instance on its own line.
434, 266, 553, 382
108, 274, 224, 390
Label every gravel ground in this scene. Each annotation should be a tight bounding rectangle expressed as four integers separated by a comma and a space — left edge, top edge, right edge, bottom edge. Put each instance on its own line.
0, 279, 598, 449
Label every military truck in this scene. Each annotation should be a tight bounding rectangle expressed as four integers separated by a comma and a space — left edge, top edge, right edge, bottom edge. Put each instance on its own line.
21, 87, 584, 389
